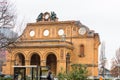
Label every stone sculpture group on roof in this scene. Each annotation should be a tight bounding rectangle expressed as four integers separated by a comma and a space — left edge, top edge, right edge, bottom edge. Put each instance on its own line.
36, 11, 58, 22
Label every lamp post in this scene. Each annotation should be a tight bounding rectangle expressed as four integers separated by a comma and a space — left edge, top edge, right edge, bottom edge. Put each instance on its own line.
66, 54, 70, 73
102, 58, 106, 80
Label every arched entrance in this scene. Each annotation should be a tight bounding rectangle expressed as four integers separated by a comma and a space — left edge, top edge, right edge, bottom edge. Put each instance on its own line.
30, 53, 40, 80
30, 53, 40, 66
14, 53, 25, 80
46, 53, 57, 75
15, 53, 25, 65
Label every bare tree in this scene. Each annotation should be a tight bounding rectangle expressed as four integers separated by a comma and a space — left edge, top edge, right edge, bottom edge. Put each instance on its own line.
0, 0, 16, 28
0, 0, 19, 72
111, 48, 120, 77
99, 41, 106, 77
0, 0, 18, 48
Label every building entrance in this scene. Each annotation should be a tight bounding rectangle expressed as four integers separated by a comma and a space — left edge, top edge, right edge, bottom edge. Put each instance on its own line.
14, 66, 26, 80
46, 53, 57, 75
15, 53, 25, 66
13, 66, 49, 80
30, 53, 40, 65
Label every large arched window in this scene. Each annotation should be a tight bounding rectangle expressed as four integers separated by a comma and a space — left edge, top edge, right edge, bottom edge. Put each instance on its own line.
79, 44, 85, 57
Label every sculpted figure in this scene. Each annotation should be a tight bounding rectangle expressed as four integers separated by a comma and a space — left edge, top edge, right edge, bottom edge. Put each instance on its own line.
50, 11, 57, 21
36, 13, 43, 22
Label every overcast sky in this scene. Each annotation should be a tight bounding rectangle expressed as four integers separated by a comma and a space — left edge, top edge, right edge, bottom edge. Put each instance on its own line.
14, 0, 120, 68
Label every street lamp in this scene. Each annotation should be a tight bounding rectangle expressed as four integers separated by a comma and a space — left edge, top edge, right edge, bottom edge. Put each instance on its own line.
99, 57, 106, 80
102, 58, 106, 80
66, 54, 70, 73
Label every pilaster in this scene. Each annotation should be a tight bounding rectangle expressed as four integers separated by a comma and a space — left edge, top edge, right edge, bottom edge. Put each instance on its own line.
25, 60, 30, 75
57, 60, 66, 75
11, 60, 15, 75
41, 60, 46, 66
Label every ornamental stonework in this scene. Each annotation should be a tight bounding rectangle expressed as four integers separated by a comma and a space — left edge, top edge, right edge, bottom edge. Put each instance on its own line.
3, 12, 100, 78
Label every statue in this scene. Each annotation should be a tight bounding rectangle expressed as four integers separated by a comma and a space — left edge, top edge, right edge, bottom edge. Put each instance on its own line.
36, 13, 43, 22
50, 11, 57, 21
36, 12, 58, 22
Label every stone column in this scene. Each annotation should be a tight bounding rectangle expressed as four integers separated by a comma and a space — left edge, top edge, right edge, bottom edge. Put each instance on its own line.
41, 60, 46, 66
57, 60, 66, 75
25, 60, 30, 76
11, 60, 15, 75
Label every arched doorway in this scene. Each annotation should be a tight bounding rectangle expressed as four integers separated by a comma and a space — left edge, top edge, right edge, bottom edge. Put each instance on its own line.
30, 53, 40, 80
30, 53, 40, 66
14, 53, 25, 80
15, 53, 25, 65
46, 53, 57, 75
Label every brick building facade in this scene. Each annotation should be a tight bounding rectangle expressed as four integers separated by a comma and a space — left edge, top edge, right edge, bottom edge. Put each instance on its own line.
2, 12, 100, 78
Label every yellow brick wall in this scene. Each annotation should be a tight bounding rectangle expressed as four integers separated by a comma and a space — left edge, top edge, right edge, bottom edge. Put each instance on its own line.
2, 21, 100, 77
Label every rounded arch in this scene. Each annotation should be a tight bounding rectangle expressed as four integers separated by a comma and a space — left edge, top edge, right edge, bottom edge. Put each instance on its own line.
66, 51, 72, 61
46, 52, 57, 75
27, 50, 42, 60
12, 50, 26, 60
43, 50, 58, 60
66, 51, 72, 56
79, 44, 85, 57
14, 53, 25, 66
30, 53, 41, 66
